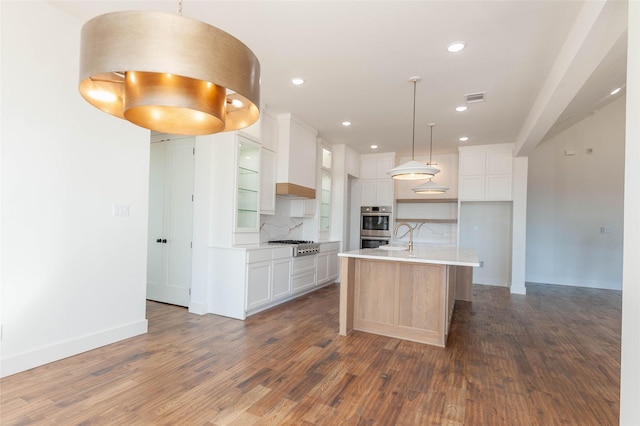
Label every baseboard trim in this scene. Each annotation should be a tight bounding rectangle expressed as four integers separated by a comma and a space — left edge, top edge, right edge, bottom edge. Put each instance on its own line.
510, 285, 527, 295
525, 277, 622, 291
0, 319, 148, 378
188, 301, 208, 315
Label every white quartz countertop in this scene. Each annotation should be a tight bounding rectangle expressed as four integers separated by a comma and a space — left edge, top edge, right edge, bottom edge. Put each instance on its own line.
338, 245, 480, 267
215, 241, 341, 251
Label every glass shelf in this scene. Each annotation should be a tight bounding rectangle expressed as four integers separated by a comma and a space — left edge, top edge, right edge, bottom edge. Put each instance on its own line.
236, 139, 260, 230
320, 169, 331, 231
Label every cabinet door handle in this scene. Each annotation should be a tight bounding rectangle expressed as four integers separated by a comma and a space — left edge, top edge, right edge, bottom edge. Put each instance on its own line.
162, 239, 167, 244
156, 239, 162, 243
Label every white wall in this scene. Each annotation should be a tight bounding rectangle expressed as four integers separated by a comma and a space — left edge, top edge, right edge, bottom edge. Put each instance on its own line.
331, 144, 360, 251
526, 96, 625, 290
511, 156, 528, 294
1, 2, 150, 376
620, 0, 640, 421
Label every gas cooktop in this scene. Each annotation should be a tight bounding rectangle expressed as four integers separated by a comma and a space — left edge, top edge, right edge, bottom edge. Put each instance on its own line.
268, 240, 320, 256
268, 240, 315, 244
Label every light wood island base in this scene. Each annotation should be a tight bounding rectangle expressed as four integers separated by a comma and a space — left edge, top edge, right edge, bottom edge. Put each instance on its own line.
339, 248, 477, 347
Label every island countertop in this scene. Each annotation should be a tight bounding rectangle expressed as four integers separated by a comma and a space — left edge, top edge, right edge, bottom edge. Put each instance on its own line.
338, 246, 480, 267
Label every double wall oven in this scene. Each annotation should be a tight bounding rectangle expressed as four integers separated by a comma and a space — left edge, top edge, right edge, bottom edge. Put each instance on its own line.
360, 206, 391, 249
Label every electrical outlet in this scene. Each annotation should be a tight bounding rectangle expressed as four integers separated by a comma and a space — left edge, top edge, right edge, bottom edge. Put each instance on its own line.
479, 260, 484, 268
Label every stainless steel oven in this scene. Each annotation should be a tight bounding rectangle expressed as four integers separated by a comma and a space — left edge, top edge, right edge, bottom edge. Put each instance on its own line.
360, 236, 390, 249
360, 206, 392, 237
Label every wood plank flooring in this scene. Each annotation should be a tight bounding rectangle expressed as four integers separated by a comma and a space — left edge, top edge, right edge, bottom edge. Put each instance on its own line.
1, 283, 621, 425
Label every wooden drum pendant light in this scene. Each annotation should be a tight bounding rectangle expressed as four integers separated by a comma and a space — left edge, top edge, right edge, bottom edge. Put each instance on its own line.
78, 10, 260, 135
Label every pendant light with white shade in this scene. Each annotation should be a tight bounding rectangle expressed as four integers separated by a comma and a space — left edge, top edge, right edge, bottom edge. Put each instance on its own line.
387, 78, 440, 180
412, 123, 449, 194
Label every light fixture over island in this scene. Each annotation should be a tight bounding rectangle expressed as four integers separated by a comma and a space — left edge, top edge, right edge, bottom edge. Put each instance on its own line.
338, 246, 479, 347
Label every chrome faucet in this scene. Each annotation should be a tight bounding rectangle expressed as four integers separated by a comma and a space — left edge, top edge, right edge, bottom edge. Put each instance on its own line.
394, 222, 414, 251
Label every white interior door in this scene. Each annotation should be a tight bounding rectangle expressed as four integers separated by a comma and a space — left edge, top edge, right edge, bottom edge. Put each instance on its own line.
147, 137, 195, 307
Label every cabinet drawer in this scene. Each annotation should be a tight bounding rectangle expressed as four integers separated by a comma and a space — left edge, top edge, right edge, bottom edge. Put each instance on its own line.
247, 249, 272, 263
272, 246, 292, 259
292, 270, 316, 292
292, 256, 316, 274
320, 242, 340, 252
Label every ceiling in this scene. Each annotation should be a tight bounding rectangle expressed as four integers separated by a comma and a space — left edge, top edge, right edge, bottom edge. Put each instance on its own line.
52, 1, 628, 157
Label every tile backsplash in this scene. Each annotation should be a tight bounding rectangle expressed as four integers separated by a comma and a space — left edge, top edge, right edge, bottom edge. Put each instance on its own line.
260, 198, 303, 242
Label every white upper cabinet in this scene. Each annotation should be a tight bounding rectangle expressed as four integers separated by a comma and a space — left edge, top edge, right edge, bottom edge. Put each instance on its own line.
260, 147, 277, 215
208, 132, 261, 246
236, 138, 261, 230
458, 143, 514, 201
360, 153, 395, 206
361, 154, 393, 179
261, 109, 278, 152
259, 109, 278, 215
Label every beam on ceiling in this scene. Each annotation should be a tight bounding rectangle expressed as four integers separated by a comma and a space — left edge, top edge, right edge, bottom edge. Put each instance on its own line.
514, 0, 628, 157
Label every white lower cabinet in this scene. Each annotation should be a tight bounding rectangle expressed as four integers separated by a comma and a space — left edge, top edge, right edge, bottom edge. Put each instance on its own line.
246, 247, 292, 314
292, 256, 317, 293
211, 246, 291, 319
272, 257, 292, 301
317, 253, 329, 284
211, 243, 339, 320
246, 261, 271, 310
317, 242, 340, 285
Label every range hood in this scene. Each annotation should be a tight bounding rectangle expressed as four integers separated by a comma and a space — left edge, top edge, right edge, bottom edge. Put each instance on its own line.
276, 182, 316, 199
275, 113, 318, 199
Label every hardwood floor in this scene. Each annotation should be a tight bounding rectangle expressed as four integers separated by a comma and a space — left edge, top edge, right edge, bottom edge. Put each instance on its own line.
1, 283, 621, 425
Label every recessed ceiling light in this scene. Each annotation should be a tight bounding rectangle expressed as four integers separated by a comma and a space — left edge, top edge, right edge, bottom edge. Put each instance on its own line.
456, 106, 467, 112
291, 78, 305, 85
370, 145, 378, 150
459, 137, 469, 142
447, 41, 465, 53
342, 121, 352, 127
610, 87, 621, 95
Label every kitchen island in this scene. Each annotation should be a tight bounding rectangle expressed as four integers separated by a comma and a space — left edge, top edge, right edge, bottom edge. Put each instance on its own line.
338, 246, 479, 347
